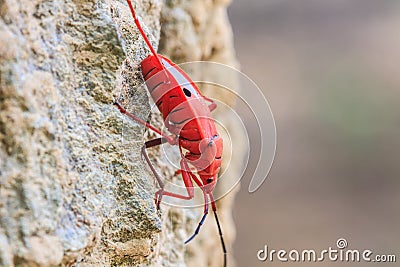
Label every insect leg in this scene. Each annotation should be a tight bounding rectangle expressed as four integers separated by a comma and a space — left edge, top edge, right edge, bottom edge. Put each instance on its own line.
142, 138, 168, 190
142, 143, 196, 208
141, 138, 176, 208
180, 160, 213, 244
114, 101, 176, 145
203, 96, 217, 112
154, 159, 196, 208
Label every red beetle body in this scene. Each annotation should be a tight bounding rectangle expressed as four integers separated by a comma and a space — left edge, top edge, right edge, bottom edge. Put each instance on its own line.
141, 55, 223, 193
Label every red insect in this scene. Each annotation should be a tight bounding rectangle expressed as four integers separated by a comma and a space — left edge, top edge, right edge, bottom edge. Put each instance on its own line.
113, 1, 226, 266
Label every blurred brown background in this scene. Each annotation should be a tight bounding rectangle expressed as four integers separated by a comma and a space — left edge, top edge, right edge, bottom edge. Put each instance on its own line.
228, 0, 400, 266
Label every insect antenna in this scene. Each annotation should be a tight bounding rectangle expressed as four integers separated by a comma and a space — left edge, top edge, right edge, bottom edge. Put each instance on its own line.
184, 212, 208, 244
185, 192, 209, 244
185, 192, 227, 267
213, 209, 227, 267
210, 193, 227, 267
126, 0, 165, 71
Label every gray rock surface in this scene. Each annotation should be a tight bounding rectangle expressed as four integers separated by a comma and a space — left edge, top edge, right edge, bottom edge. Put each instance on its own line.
0, 0, 240, 266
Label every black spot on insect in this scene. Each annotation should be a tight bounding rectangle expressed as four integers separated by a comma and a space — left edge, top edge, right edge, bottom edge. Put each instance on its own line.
183, 88, 191, 97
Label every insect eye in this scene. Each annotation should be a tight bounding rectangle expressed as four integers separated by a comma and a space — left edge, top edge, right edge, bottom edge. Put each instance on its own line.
183, 88, 191, 97
206, 178, 213, 183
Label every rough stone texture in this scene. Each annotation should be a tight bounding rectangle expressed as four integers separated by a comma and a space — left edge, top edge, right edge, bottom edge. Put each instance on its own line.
0, 0, 240, 266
